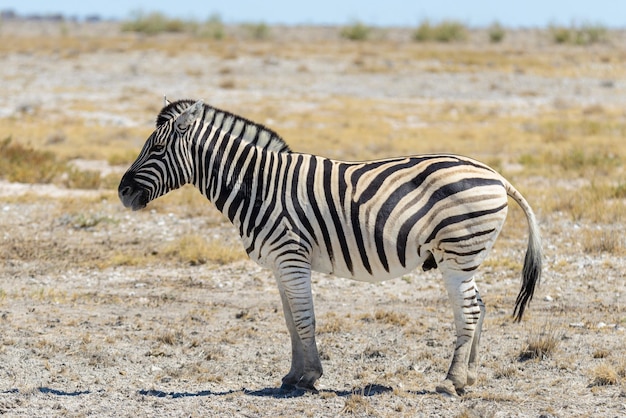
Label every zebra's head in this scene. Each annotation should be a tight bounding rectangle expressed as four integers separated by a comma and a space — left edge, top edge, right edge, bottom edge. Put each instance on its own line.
118, 99, 204, 211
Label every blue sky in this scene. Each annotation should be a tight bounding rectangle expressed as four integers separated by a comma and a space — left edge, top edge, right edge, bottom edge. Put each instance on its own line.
5, 1, 626, 28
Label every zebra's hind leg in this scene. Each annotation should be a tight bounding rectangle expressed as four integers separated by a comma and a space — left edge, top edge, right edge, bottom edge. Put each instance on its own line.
436, 266, 482, 396
275, 263, 323, 393
467, 290, 486, 386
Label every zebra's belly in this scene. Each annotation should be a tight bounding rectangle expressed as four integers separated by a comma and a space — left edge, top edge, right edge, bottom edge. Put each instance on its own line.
310, 252, 427, 283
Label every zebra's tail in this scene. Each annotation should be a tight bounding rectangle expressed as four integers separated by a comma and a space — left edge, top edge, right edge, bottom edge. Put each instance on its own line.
502, 179, 543, 322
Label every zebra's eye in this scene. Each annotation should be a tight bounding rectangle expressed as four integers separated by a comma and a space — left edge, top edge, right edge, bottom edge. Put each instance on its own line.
152, 144, 165, 153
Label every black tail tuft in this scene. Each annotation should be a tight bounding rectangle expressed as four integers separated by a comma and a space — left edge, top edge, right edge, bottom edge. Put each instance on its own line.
513, 216, 542, 322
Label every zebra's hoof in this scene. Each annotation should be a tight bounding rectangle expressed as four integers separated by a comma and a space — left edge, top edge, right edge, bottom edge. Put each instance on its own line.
435, 379, 462, 397
466, 370, 477, 386
281, 379, 318, 395
295, 376, 319, 394
295, 382, 319, 394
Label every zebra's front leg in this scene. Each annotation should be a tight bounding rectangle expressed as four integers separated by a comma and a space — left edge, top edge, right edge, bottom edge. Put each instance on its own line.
436, 269, 481, 396
275, 264, 322, 392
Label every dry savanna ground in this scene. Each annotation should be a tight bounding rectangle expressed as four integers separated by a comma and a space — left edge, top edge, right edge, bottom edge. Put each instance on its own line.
0, 20, 625, 417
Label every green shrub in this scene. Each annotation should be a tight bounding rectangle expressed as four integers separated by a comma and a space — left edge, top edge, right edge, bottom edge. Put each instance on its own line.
549, 23, 608, 45
488, 22, 506, 43
121, 11, 191, 35
434, 20, 467, 42
550, 26, 571, 44
413, 20, 467, 43
412, 20, 433, 42
340, 21, 372, 41
0, 137, 66, 183
198, 13, 225, 40
242, 22, 270, 40
576, 24, 608, 45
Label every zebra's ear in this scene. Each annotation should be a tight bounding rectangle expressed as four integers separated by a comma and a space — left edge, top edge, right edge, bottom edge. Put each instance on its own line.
175, 100, 204, 130
163, 95, 171, 107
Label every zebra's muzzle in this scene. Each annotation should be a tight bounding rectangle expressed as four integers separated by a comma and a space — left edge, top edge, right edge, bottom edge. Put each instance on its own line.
118, 182, 149, 211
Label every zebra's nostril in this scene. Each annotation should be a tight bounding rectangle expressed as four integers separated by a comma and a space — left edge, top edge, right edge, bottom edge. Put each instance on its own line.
118, 185, 135, 202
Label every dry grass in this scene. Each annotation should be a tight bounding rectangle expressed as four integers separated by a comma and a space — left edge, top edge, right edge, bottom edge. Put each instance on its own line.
592, 349, 610, 359
161, 235, 246, 266
518, 323, 562, 361
0, 136, 66, 183
340, 394, 372, 415
590, 363, 619, 387
356, 310, 410, 326
582, 229, 624, 254
493, 364, 519, 380
155, 330, 184, 346
540, 180, 626, 224
0, 117, 148, 161
147, 185, 225, 220
318, 312, 346, 334
374, 310, 410, 326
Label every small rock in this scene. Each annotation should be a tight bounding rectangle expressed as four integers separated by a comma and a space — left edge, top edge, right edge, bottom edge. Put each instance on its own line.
569, 322, 585, 328
544, 295, 553, 302
597, 322, 607, 329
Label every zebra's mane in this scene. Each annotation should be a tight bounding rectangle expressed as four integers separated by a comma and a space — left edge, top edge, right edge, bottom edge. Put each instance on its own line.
156, 99, 291, 153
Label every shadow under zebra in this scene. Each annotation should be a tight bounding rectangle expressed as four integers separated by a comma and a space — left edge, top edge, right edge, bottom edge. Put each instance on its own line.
137, 383, 434, 399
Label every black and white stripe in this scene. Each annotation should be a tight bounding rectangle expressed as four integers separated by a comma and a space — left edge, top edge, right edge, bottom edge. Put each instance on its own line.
119, 99, 542, 395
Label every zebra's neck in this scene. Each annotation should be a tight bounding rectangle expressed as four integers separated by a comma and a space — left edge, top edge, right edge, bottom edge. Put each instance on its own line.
191, 107, 290, 235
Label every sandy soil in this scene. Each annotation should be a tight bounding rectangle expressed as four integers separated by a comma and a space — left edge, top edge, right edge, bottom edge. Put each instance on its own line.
1, 21, 625, 417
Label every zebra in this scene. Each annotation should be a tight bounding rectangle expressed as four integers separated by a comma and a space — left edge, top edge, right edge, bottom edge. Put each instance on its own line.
118, 98, 542, 396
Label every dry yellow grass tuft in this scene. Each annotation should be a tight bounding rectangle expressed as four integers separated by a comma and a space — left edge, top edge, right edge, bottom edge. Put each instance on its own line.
592, 348, 610, 359
519, 324, 562, 361
161, 235, 246, 265
493, 364, 519, 379
590, 363, 619, 387
104, 251, 153, 268
374, 310, 410, 326
0, 136, 66, 183
318, 311, 346, 334
156, 330, 184, 346
582, 229, 624, 254
340, 394, 372, 415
